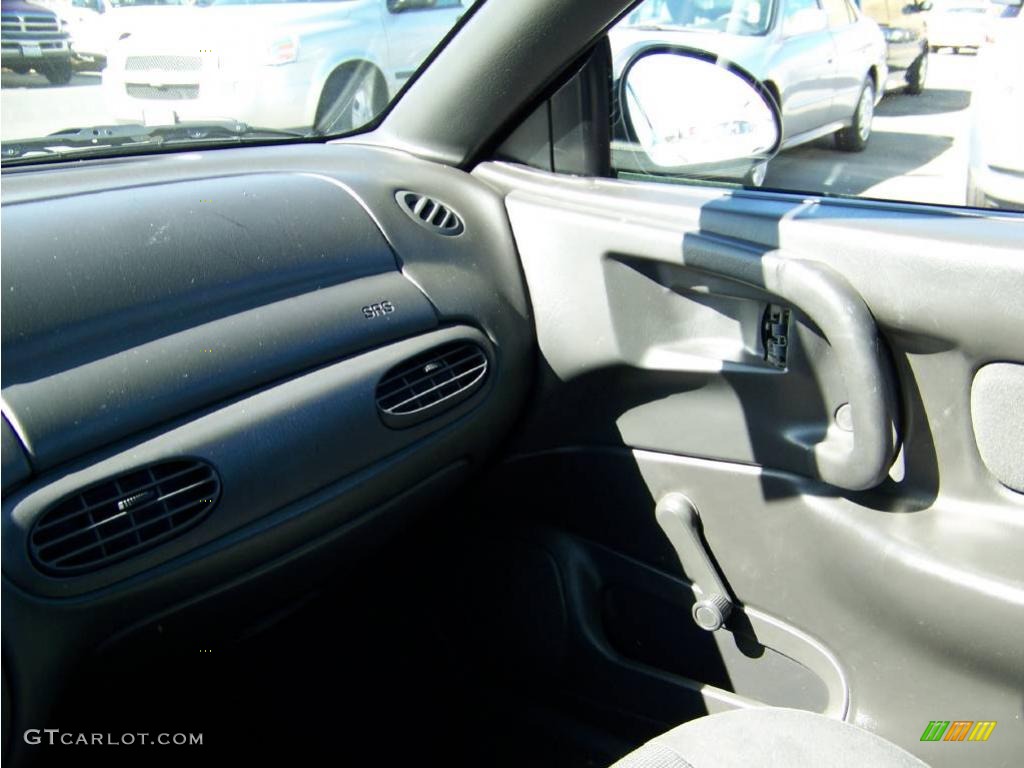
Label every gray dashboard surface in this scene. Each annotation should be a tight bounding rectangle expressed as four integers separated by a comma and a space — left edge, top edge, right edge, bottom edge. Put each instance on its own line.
0, 144, 534, 757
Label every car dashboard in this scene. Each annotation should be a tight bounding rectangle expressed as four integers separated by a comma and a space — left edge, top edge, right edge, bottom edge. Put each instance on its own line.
0, 143, 533, 727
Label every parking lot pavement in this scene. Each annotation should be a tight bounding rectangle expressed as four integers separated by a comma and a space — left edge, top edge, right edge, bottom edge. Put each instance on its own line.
1, 70, 108, 142
2, 54, 977, 207
764, 52, 977, 207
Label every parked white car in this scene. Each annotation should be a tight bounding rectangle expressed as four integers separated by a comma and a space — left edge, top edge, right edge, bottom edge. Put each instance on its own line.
966, 0, 1023, 208
101, 0, 464, 133
68, 0, 192, 67
926, 0, 992, 52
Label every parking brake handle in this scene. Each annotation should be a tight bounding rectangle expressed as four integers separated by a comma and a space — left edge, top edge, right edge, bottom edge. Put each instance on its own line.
656, 493, 733, 632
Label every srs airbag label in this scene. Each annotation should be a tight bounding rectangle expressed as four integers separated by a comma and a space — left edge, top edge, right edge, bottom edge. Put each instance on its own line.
362, 300, 396, 319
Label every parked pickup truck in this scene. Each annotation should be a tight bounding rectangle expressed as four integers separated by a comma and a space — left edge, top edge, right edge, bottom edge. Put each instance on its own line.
32, 0, 190, 71
1, 0, 73, 83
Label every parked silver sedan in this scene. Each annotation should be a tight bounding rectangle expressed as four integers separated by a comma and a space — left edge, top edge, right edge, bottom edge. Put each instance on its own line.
612, 0, 889, 175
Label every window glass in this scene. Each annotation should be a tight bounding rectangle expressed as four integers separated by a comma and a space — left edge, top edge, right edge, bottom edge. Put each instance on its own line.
609, 0, 1024, 212
1, 0, 474, 163
107, 1, 187, 6
623, 0, 776, 36
780, 0, 824, 35
820, 0, 854, 26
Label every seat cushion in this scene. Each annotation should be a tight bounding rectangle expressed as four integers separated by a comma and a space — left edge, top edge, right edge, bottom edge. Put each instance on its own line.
611, 707, 929, 768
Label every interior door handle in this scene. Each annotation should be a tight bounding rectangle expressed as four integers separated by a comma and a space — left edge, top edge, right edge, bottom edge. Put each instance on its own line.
682, 236, 899, 491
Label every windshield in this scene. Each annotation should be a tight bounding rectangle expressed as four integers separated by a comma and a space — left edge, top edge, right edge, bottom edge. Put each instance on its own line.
195, 0, 356, 5
0, 0, 475, 163
623, 0, 776, 36
109, 0, 188, 5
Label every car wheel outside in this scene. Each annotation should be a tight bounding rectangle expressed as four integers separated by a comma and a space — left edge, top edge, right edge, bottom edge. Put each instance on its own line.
905, 49, 928, 95
315, 62, 386, 136
41, 60, 73, 85
834, 78, 874, 152
10, 64, 31, 74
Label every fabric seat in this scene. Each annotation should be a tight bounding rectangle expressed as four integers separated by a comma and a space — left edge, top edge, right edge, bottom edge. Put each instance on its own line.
611, 707, 929, 768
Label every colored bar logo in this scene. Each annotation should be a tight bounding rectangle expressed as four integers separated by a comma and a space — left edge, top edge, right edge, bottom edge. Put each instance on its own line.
921, 721, 996, 742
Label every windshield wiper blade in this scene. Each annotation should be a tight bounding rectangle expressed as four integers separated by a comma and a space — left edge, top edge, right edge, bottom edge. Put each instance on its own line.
2, 121, 308, 162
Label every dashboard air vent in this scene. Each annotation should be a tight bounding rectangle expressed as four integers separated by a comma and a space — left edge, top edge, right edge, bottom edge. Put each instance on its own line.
29, 459, 220, 576
396, 190, 464, 236
376, 342, 488, 428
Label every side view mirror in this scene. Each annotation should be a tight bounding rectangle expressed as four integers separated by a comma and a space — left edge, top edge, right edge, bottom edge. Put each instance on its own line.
783, 7, 829, 37
617, 47, 781, 181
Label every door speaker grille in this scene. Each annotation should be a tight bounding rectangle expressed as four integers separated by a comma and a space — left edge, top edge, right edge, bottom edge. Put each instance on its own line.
376, 342, 488, 427
29, 459, 220, 576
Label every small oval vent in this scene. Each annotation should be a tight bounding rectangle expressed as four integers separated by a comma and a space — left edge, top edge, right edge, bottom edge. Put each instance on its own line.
30, 459, 220, 576
376, 342, 488, 428
396, 190, 464, 236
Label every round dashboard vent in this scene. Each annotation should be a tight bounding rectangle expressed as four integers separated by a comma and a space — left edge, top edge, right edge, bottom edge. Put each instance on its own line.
29, 459, 220, 576
396, 190, 464, 236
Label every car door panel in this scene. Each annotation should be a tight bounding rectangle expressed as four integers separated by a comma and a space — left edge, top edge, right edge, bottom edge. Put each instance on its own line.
471, 159, 1024, 767
827, 18, 875, 120
776, 27, 838, 138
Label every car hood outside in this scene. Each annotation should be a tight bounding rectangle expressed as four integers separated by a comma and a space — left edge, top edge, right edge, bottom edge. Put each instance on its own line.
108, 3, 370, 54
2, 0, 57, 13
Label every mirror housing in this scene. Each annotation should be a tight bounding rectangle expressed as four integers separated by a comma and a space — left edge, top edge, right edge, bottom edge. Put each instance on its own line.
615, 46, 782, 183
